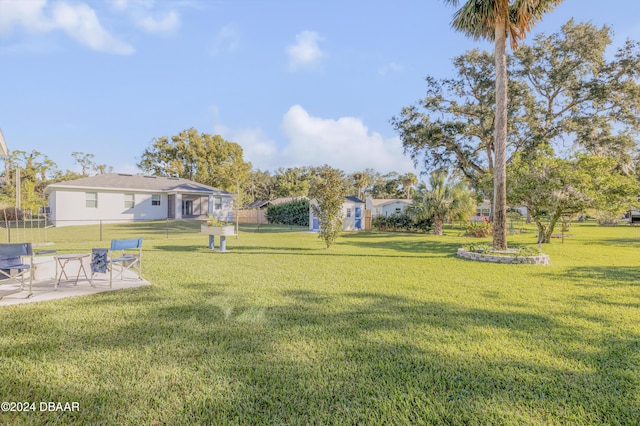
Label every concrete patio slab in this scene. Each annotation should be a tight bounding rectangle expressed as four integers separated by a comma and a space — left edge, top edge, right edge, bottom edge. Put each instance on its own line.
0, 255, 150, 307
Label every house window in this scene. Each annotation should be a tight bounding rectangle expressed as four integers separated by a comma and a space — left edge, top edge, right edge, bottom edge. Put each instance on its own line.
395, 208, 402, 214
86, 192, 97, 208
124, 193, 135, 209
214, 197, 222, 210
152, 194, 161, 206
346, 208, 352, 218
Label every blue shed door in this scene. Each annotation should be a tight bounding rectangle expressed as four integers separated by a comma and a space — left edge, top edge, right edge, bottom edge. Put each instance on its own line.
355, 207, 362, 230
312, 216, 320, 231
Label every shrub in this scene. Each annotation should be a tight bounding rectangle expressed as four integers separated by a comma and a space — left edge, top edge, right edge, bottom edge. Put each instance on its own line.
266, 199, 310, 227
372, 214, 432, 233
0, 207, 24, 221
464, 220, 493, 237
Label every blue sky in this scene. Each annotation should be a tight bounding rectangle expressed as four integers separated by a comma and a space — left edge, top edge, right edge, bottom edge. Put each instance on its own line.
1, 0, 638, 176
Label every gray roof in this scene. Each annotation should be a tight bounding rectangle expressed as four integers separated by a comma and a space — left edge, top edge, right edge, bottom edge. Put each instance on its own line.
45, 173, 234, 195
345, 196, 364, 203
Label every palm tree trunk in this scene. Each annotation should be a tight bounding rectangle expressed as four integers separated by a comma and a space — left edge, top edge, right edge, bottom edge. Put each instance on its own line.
433, 217, 444, 236
492, 19, 508, 250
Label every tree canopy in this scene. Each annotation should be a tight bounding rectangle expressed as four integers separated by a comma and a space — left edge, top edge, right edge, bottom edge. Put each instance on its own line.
309, 165, 349, 248
138, 128, 252, 192
393, 21, 640, 227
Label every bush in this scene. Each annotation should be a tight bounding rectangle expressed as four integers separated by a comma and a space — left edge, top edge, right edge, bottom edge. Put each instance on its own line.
266, 199, 310, 227
372, 214, 432, 233
0, 207, 24, 221
464, 220, 493, 237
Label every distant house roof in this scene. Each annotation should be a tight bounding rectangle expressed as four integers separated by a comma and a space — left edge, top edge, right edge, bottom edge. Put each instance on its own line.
345, 196, 364, 203
368, 198, 411, 208
45, 173, 234, 196
247, 196, 308, 209
247, 200, 270, 209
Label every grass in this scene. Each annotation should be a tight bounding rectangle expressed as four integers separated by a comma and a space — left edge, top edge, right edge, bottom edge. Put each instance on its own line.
1, 222, 639, 424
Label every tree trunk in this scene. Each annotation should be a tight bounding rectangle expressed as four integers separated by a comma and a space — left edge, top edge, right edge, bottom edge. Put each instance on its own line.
543, 210, 562, 244
535, 219, 546, 245
492, 20, 508, 250
433, 217, 444, 236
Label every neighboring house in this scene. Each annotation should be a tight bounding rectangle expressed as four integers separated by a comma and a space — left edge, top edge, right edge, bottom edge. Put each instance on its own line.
629, 207, 640, 224
309, 196, 365, 231
45, 173, 234, 227
471, 200, 528, 221
365, 197, 412, 217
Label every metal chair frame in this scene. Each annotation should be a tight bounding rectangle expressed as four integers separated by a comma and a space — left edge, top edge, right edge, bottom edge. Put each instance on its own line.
109, 238, 143, 288
0, 243, 34, 299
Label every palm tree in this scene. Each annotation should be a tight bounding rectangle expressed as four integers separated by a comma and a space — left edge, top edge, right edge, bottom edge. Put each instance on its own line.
408, 172, 476, 236
351, 170, 374, 200
400, 172, 418, 199
443, 0, 562, 249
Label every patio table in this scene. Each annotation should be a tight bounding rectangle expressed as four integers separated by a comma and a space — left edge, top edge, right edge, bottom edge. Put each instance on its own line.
55, 254, 90, 290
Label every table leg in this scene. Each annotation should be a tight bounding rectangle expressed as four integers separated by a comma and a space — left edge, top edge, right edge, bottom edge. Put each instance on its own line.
55, 259, 70, 290
74, 261, 89, 285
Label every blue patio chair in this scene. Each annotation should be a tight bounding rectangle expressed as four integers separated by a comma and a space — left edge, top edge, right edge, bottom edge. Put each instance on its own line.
109, 238, 143, 288
0, 243, 34, 299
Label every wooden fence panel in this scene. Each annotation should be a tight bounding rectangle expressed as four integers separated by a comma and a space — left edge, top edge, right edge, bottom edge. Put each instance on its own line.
236, 209, 267, 224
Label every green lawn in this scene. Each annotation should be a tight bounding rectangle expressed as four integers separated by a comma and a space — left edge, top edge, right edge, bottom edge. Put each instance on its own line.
1, 222, 638, 425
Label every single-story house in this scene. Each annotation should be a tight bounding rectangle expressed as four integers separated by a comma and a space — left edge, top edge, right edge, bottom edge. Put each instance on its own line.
365, 197, 412, 217
44, 173, 234, 227
309, 196, 365, 231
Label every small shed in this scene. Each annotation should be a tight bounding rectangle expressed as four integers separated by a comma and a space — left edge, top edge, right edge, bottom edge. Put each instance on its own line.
309, 196, 365, 231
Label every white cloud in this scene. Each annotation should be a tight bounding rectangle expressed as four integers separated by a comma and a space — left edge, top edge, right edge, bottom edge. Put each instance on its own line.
212, 24, 240, 55
52, 2, 134, 54
280, 105, 415, 173
109, 0, 155, 12
286, 30, 325, 71
378, 62, 405, 75
136, 10, 180, 33
0, 0, 52, 34
0, 0, 134, 55
217, 105, 416, 174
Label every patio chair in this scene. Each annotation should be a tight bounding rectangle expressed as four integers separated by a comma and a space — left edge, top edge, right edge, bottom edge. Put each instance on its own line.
0, 243, 34, 299
109, 238, 143, 288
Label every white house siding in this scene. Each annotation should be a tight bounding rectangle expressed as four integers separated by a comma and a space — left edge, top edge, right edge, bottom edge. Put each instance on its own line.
50, 189, 168, 227
209, 196, 235, 222
365, 197, 412, 217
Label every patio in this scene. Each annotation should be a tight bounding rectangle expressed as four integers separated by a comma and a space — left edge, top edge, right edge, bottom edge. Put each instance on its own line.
0, 255, 150, 307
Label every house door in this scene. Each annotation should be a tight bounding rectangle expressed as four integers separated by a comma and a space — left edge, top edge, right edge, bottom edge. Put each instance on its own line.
182, 200, 193, 217
312, 216, 319, 231
354, 207, 362, 230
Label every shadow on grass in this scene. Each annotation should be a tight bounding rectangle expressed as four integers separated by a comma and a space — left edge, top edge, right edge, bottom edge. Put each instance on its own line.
238, 224, 308, 234
343, 232, 462, 256
542, 266, 640, 287
2, 288, 638, 424
584, 237, 640, 248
